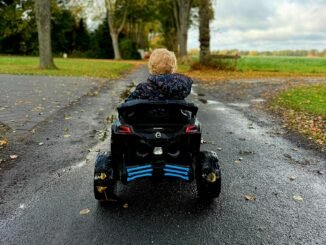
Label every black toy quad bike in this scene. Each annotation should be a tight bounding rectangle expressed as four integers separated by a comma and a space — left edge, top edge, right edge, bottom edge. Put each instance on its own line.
94, 100, 221, 201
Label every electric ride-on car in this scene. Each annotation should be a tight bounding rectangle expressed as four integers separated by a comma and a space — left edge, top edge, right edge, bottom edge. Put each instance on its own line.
94, 100, 221, 201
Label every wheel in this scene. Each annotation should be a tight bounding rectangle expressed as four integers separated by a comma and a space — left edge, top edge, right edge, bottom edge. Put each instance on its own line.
196, 150, 221, 199
94, 152, 117, 201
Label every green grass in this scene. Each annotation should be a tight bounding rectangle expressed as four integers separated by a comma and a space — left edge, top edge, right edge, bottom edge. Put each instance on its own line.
237, 56, 326, 74
272, 84, 326, 115
0, 56, 134, 78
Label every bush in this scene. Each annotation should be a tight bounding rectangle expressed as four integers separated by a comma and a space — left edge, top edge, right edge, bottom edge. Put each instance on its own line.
191, 55, 240, 71
119, 38, 141, 60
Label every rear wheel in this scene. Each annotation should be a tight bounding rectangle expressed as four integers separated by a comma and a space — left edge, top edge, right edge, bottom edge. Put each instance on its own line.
196, 151, 221, 199
94, 152, 117, 201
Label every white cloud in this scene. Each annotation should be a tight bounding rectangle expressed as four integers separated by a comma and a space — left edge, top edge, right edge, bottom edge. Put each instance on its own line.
188, 0, 326, 50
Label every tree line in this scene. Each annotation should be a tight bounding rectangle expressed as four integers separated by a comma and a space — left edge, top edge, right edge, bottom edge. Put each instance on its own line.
210, 49, 326, 57
0, 0, 214, 69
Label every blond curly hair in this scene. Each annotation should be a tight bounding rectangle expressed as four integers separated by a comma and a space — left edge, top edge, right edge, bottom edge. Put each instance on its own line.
148, 48, 177, 75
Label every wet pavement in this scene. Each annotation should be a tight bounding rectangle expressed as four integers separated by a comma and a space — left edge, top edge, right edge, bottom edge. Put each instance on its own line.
0, 68, 326, 244
0, 75, 103, 135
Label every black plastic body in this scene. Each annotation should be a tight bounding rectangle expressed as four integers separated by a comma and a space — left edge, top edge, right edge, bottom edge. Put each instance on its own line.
111, 100, 201, 184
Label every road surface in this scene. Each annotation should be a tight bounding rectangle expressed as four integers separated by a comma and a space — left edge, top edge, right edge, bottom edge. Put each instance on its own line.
0, 67, 325, 244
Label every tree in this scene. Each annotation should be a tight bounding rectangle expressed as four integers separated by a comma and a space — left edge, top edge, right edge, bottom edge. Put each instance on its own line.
199, 0, 213, 64
105, 0, 128, 59
34, 0, 56, 69
172, 0, 193, 57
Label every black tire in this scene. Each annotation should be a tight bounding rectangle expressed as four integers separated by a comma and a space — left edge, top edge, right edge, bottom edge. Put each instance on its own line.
94, 152, 117, 201
196, 150, 221, 199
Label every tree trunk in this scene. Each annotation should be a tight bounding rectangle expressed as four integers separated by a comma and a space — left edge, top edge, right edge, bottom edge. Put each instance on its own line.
110, 31, 121, 60
173, 0, 192, 57
199, 0, 211, 64
34, 0, 56, 69
105, 0, 128, 60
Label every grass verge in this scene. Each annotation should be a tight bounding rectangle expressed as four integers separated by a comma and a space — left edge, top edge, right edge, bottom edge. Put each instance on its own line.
270, 84, 326, 150
0, 56, 136, 79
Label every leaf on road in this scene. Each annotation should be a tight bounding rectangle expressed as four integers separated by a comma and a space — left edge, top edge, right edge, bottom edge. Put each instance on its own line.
10, 155, 18, 160
293, 195, 304, 201
239, 150, 254, 155
0, 138, 8, 146
288, 176, 296, 181
234, 160, 241, 164
217, 147, 222, 151
80, 208, 91, 215
64, 134, 71, 138
38, 142, 44, 146
244, 194, 256, 201
64, 116, 72, 120
284, 154, 292, 159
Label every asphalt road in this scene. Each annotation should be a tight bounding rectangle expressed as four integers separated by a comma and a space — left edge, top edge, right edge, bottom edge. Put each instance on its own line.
0, 68, 325, 244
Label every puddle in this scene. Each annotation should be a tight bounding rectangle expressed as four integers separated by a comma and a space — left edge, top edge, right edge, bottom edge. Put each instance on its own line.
207, 100, 221, 105
214, 107, 226, 111
251, 98, 266, 103
227, 103, 250, 108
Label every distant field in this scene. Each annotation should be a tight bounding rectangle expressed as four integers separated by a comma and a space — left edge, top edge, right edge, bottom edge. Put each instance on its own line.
0, 56, 134, 78
237, 56, 326, 74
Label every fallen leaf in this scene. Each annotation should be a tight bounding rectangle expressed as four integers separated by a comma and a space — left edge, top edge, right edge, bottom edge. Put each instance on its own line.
284, 154, 292, 159
80, 208, 91, 215
289, 176, 296, 181
239, 150, 254, 155
0, 139, 8, 146
64, 134, 71, 138
317, 170, 324, 175
64, 116, 72, 120
239, 157, 243, 161
10, 155, 18, 160
244, 194, 256, 201
38, 142, 44, 146
217, 147, 222, 151
293, 195, 303, 201
234, 160, 241, 164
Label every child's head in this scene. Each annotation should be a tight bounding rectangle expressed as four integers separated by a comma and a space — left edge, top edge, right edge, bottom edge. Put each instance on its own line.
148, 48, 177, 75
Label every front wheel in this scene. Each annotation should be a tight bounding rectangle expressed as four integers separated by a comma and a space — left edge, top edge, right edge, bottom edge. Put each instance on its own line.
94, 152, 117, 201
196, 151, 221, 199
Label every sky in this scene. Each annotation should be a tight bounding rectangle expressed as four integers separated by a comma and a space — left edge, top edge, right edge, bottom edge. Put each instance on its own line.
188, 0, 326, 51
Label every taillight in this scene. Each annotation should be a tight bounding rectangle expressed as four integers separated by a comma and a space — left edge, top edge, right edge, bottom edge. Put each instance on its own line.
186, 125, 198, 133
118, 125, 133, 134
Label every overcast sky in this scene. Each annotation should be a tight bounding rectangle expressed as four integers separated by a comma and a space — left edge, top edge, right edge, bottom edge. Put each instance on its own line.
188, 0, 326, 51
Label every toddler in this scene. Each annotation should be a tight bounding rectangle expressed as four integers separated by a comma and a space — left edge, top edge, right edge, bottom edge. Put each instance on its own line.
127, 48, 193, 101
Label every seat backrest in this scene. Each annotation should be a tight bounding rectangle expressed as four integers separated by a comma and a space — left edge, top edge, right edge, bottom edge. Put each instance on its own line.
117, 100, 198, 126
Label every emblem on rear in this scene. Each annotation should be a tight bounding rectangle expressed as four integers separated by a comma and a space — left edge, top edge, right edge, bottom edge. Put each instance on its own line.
155, 132, 161, 138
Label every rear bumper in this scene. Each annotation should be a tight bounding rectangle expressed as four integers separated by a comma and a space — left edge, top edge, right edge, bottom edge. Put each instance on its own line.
122, 163, 194, 183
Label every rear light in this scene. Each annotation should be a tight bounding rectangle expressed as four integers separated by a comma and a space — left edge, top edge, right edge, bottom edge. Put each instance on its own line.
186, 125, 198, 133
118, 125, 133, 134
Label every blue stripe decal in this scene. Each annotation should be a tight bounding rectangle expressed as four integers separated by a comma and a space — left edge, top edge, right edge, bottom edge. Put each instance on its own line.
128, 169, 153, 176
164, 168, 189, 175
127, 173, 152, 182
164, 173, 189, 181
165, 164, 190, 172
127, 165, 152, 172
